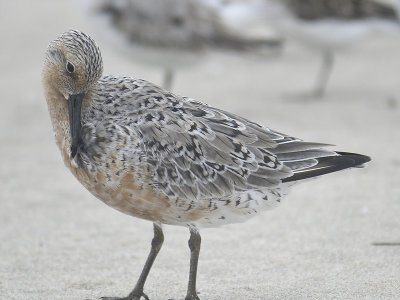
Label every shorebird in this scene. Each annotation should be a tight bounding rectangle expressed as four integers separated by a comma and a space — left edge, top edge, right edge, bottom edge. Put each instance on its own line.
266, 0, 400, 97
215, 0, 400, 98
77, 0, 282, 90
43, 30, 370, 300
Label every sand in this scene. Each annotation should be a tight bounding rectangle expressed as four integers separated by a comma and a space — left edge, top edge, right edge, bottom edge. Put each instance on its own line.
0, 1, 399, 299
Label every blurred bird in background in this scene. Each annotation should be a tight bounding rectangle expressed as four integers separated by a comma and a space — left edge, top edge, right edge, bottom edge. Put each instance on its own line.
77, 0, 282, 91
210, 0, 400, 98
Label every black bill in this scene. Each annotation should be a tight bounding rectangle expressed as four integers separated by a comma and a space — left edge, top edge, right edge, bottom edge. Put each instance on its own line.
68, 93, 84, 159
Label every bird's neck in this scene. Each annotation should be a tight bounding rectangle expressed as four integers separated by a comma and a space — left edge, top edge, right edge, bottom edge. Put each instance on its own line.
43, 79, 95, 187
43, 80, 71, 155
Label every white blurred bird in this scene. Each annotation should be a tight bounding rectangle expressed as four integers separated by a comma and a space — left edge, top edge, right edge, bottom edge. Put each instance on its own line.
212, 0, 400, 98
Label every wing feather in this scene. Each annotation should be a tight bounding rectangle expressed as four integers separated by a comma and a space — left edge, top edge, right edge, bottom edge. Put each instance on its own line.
107, 80, 294, 200
93, 77, 360, 202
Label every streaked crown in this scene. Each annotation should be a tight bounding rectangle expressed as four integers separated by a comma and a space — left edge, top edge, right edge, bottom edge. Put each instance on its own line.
44, 29, 103, 96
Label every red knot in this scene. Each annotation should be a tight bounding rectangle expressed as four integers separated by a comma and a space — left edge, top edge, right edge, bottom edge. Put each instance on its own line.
222, 0, 400, 98
42, 29, 370, 300
77, 0, 282, 90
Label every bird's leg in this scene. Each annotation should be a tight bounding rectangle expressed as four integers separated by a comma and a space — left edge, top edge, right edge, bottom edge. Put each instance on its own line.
185, 227, 201, 300
313, 50, 334, 98
101, 223, 164, 300
283, 50, 334, 101
127, 223, 164, 299
162, 68, 174, 91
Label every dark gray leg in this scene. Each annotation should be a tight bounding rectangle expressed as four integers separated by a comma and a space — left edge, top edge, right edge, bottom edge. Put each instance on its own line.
284, 50, 334, 100
185, 227, 201, 300
101, 223, 164, 300
313, 51, 334, 98
163, 68, 174, 91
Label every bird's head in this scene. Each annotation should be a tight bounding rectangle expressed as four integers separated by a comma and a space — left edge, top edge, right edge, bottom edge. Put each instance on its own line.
43, 29, 103, 158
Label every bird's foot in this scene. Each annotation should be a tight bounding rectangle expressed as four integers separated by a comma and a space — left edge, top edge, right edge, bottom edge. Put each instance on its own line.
101, 291, 149, 300
185, 293, 200, 300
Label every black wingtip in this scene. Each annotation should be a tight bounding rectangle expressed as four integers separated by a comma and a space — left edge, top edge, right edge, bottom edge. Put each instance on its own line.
335, 152, 371, 165
282, 152, 371, 183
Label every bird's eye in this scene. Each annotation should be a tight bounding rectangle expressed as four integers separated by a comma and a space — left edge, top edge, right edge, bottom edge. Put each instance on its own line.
66, 61, 75, 73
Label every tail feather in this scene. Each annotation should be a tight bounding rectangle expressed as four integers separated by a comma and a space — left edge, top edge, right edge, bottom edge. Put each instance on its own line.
273, 141, 333, 154
282, 152, 371, 183
277, 149, 336, 162
283, 158, 318, 171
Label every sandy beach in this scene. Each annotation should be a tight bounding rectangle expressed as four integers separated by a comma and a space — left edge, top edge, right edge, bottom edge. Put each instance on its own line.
0, 1, 399, 299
